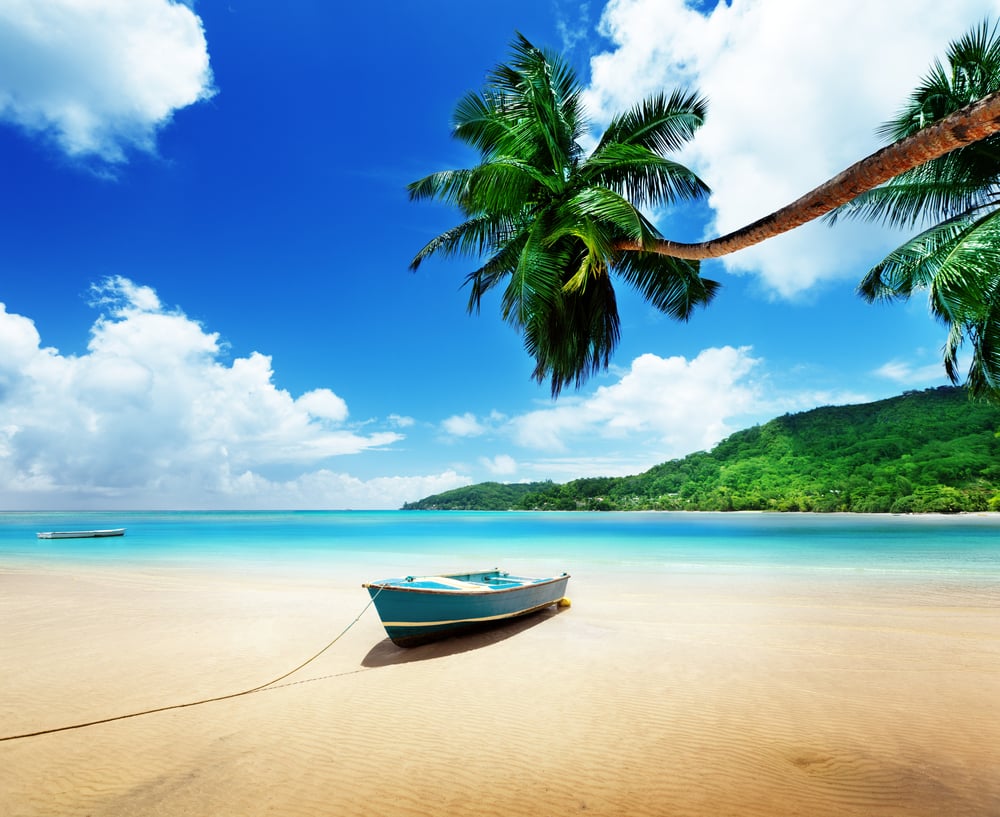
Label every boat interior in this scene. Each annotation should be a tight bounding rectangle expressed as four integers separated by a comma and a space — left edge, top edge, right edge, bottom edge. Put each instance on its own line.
402, 570, 540, 591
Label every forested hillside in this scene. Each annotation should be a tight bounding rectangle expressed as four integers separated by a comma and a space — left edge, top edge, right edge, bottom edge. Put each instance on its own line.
400, 481, 553, 511
403, 387, 1000, 513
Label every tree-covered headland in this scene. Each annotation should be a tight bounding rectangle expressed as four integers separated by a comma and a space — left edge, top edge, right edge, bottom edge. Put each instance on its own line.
403, 387, 1000, 513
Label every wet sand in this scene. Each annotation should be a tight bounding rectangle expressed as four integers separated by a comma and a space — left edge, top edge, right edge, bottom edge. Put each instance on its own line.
1, 561, 998, 816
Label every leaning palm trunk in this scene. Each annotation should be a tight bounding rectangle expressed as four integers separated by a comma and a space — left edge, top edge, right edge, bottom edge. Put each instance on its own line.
616, 90, 1000, 260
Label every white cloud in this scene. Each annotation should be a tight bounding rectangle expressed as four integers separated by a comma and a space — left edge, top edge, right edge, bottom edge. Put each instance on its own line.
297, 389, 349, 423
510, 346, 764, 458
554, 0, 593, 54
583, 0, 1000, 297
0, 277, 438, 509
875, 358, 951, 387
481, 454, 518, 476
203, 469, 472, 512
436, 346, 875, 485
442, 412, 487, 437
0, 0, 215, 165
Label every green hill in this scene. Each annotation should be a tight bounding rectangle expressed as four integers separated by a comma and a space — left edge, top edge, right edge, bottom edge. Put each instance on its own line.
402, 387, 1000, 513
400, 481, 554, 511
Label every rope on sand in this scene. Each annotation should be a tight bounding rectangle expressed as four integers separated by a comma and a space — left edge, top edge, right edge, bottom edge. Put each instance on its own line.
0, 588, 382, 742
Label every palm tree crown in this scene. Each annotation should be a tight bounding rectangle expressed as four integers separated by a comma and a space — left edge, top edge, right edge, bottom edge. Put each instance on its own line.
829, 20, 1000, 399
409, 33, 718, 395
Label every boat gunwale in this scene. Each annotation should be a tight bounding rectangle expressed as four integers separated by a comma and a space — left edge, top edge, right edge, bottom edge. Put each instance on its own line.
362, 572, 569, 596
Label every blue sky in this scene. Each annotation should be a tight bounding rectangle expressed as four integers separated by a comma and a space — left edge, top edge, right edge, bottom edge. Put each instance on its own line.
1, 0, 998, 510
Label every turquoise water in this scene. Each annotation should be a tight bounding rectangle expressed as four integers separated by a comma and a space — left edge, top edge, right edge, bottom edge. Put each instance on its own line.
2, 511, 999, 578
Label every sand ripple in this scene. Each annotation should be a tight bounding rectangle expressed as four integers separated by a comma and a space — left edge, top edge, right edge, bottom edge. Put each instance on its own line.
1, 568, 998, 816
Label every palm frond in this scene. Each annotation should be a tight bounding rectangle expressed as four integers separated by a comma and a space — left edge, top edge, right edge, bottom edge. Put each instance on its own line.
945, 295, 1000, 401
407, 169, 473, 206
453, 91, 519, 158
878, 20, 1000, 142
583, 144, 710, 206
964, 298, 1000, 398
856, 214, 979, 301
613, 252, 719, 319
499, 219, 573, 329
877, 58, 956, 141
858, 207, 1000, 400
837, 19, 1000, 236
464, 233, 528, 313
837, 19, 1000, 402
409, 212, 522, 271
525, 272, 621, 396
596, 89, 707, 156
926, 210, 1000, 323
825, 176, 990, 229
461, 159, 551, 213
553, 186, 655, 244
477, 33, 585, 176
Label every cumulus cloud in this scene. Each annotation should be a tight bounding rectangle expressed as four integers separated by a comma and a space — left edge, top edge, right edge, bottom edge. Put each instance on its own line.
510, 347, 764, 459
442, 412, 487, 438
0, 277, 456, 509
405, 349, 762, 484
875, 358, 951, 387
437, 346, 811, 479
438, 346, 874, 483
203, 469, 472, 512
297, 389, 349, 423
583, 0, 1000, 297
0, 0, 215, 165
481, 454, 518, 476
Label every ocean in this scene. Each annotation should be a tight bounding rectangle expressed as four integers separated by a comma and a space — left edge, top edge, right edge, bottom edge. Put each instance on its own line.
2, 510, 999, 580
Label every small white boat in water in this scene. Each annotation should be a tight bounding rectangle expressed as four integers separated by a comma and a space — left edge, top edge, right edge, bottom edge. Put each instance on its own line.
37, 528, 126, 540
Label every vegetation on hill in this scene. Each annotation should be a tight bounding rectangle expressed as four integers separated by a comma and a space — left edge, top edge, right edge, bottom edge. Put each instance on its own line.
402, 387, 1000, 513
401, 481, 553, 511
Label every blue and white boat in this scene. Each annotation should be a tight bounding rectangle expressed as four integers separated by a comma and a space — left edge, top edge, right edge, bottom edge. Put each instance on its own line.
363, 568, 570, 647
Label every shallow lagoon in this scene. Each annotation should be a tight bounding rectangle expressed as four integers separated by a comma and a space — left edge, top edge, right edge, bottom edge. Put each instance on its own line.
3, 510, 999, 578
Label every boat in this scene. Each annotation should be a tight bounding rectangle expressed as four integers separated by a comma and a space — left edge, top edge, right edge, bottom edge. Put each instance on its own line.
363, 568, 570, 647
36, 528, 126, 539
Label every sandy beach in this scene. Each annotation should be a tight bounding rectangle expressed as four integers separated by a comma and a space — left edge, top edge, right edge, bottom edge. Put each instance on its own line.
1, 559, 998, 817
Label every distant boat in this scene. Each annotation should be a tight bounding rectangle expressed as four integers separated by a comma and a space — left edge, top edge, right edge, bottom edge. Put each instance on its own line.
363, 568, 570, 647
36, 528, 126, 540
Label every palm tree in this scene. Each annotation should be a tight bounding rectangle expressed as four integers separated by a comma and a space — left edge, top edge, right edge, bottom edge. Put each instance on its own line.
412, 30, 1000, 394
827, 20, 1000, 398
408, 34, 719, 395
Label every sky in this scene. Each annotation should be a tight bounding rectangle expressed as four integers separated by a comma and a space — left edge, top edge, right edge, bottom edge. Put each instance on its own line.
2, 0, 999, 510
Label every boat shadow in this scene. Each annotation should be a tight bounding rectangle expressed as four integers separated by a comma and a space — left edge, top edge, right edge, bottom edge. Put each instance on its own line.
361, 606, 567, 667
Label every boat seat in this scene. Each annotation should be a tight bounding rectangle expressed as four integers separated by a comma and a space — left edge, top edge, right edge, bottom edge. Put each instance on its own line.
406, 576, 484, 590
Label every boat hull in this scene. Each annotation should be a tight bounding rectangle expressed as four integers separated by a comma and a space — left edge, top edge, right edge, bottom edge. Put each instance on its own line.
36, 528, 126, 539
363, 570, 570, 647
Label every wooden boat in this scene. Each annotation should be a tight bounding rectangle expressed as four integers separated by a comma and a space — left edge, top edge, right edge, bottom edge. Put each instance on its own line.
363, 568, 570, 647
36, 528, 126, 540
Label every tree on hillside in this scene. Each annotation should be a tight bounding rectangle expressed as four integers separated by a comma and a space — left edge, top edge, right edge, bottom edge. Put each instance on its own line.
408, 34, 719, 395
411, 28, 1000, 395
827, 20, 1000, 400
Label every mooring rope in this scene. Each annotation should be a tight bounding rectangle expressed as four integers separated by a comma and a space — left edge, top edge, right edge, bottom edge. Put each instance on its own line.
0, 588, 382, 742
